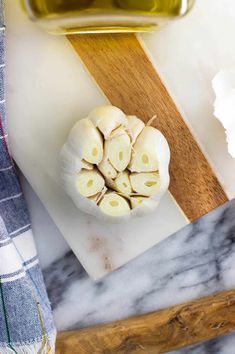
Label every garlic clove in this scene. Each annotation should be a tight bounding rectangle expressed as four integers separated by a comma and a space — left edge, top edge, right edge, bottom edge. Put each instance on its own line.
67, 118, 103, 164
88, 105, 128, 139
76, 169, 105, 197
98, 152, 118, 179
130, 196, 148, 209
128, 126, 170, 172
115, 171, 132, 195
126, 115, 145, 144
105, 127, 132, 172
99, 192, 130, 217
128, 126, 161, 172
130, 172, 161, 197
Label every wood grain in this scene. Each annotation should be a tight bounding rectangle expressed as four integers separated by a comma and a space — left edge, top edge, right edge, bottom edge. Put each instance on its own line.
56, 289, 235, 354
67, 33, 228, 222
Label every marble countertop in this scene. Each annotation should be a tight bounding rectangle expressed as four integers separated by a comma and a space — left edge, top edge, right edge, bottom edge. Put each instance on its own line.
7, 0, 235, 351
21, 174, 235, 353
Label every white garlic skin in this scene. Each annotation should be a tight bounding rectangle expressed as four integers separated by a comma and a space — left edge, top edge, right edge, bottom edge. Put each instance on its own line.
88, 105, 128, 139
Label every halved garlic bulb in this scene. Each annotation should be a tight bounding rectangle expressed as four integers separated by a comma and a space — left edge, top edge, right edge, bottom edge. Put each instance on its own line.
60, 105, 170, 222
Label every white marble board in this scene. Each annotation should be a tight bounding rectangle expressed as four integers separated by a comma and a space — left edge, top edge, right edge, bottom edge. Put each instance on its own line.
6, 0, 235, 279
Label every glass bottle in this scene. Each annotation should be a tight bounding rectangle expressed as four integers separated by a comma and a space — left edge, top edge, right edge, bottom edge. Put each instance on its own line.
21, 0, 195, 35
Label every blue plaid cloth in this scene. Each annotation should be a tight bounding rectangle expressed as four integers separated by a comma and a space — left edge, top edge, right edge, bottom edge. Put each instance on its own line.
0, 1, 56, 353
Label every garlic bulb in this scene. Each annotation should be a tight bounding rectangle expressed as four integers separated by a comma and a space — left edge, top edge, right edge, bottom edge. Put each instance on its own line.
60, 105, 170, 222
212, 69, 235, 158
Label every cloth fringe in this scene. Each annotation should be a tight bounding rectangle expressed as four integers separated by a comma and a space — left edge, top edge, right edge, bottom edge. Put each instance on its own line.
0, 331, 56, 354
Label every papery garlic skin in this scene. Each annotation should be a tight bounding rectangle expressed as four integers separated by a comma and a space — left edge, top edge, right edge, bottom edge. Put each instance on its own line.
60, 144, 93, 174
67, 118, 103, 164
88, 105, 128, 139
130, 196, 148, 209
126, 115, 145, 144
60, 105, 170, 222
213, 69, 235, 158
129, 126, 160, 172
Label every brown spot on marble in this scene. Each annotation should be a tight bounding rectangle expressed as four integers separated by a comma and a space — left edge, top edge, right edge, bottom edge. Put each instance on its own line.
103, 255, 113, 272
88, 236, 106, 252
88, 235, 114, 273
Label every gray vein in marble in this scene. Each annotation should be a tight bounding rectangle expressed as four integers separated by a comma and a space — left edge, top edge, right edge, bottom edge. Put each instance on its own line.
43, 199, 235, 353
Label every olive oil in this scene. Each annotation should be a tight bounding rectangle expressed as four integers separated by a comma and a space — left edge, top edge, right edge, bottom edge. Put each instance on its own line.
22, 0, 195, 34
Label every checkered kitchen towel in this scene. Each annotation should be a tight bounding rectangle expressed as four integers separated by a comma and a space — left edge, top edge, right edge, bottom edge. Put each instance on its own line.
0, 1, 56, 353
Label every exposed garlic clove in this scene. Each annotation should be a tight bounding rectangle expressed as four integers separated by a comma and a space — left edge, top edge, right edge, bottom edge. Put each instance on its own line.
115, 171, 132, 195
99, 192, 130, 217
130, 172, 160, 197
88, 105, 128, 139
105, 127, 132, 172
129, 126, 163, 172
130, 196, 148, 209
126, 115, 145, 144
67, 118, 103, 164
76, 169, 105, 197
98, 151, 117, 179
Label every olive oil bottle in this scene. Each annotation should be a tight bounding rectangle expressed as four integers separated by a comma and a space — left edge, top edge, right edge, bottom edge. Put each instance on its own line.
22, 0, 195, 34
